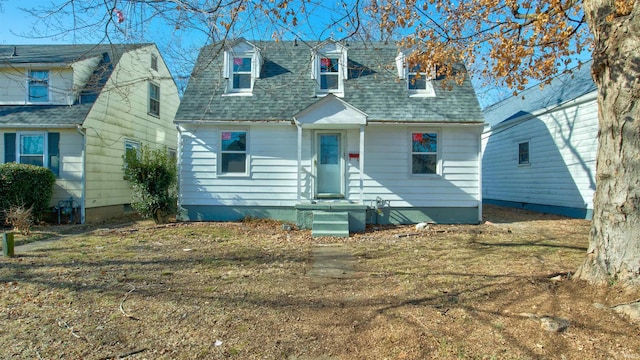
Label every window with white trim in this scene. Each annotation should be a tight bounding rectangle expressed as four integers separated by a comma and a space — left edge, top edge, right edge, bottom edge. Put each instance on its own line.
29, 70, 49, 102
222, 41, 262, 94
219, 130, 247, 175
232, 56, 252, 91
311, 41, 348, 96
19, 132, 46, 166
411, 132, 439, 175
320, 57, 340, 91
407, 64, 435, 97
518, 141, 530, 165
5, 132, 59, 176
124, 140, 140, 166
151, 54, 158, 71
149, 82, 160, 116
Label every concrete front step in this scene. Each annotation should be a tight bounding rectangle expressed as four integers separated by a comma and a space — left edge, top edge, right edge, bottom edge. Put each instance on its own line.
312, 211, 349, 238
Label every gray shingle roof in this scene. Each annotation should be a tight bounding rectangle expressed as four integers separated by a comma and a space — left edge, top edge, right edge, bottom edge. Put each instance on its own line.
175, 41, 483, 123
0, 44, 151, 127
483, 61, 596, 128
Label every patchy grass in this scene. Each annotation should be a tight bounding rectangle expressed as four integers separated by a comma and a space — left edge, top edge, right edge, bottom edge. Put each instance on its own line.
1, 206, 639, 359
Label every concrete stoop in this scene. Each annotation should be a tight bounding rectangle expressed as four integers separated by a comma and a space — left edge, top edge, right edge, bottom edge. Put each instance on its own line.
311, 211, 349, 238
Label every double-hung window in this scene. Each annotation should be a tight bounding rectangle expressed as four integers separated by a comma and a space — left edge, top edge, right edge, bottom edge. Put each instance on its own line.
408, 65, 428, 91
312, 41, 347, 96
518, 141, 530, 165
151, 54, 158, 71
4, 132, 60, 176
149, 82, 160, 116
222, 40, 261, 95
320, 57, 340, 91
411, 132, 439, 175
29, 70, 49, 102
407, 64, 436, 97
220, 130, 247, 175
19, 133, 45, 166
232, 57, 252, 91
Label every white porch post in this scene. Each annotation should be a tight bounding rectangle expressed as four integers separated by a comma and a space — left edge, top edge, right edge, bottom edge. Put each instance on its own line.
297, 123, 303, 203
359, 124, 365, 203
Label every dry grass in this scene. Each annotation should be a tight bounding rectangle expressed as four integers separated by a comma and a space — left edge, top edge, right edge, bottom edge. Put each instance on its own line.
1, 206, 639, 359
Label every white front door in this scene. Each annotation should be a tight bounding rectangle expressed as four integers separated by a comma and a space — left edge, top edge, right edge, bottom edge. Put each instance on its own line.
316, 132, 344, 198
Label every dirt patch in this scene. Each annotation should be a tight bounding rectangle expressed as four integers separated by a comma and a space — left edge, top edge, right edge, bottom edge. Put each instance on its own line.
1, 205, 639, 359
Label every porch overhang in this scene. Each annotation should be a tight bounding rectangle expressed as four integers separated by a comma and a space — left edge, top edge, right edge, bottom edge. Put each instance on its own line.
293, 93, 368, 129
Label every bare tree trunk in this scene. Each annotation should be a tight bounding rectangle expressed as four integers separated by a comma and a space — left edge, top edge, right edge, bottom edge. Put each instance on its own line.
576, 0, 640, 288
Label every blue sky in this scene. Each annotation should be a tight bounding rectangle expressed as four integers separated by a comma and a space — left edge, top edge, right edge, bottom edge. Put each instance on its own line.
0, 0, 591, 108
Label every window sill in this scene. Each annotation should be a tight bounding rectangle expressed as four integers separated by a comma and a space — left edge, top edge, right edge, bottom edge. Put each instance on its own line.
217, 173, 250, 178
148, 112, 160, 118
408, 92, 436, 98
411, 173, 441, 178
222, 92, 253, 97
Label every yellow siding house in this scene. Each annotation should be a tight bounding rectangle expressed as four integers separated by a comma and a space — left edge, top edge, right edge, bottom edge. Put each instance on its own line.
1, 44, 180, 223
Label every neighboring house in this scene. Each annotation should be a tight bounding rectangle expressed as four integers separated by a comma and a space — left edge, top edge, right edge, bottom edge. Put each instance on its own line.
1, 44, 180, 223
482, 61, 598, 219
175, 39, 484, 235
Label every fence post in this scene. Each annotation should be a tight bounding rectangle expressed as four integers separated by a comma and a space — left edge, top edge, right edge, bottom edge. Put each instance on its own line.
2, 232, 15, 257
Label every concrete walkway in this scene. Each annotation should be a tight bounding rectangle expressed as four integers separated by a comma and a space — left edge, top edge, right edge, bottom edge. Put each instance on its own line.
306, 244, 357, 278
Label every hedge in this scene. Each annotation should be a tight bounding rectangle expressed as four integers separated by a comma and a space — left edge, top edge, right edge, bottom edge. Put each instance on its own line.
0, 163, 56, 222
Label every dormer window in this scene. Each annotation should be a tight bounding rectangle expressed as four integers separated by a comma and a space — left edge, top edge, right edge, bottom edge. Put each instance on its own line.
311, 40, 348, 96
28, 70, 49, 103
320, 57, 340, 90
222, 39, 262, 95
396, 52, 436, 98
408, 65, 428, 91
232, 56, 252, 90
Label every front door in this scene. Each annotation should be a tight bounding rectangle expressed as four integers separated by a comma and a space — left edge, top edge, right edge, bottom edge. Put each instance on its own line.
316, 132, 344, 198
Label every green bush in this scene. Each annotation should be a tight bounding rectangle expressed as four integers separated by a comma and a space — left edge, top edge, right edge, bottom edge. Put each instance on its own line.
0, 163, 56, 223
123, 145, 177, 224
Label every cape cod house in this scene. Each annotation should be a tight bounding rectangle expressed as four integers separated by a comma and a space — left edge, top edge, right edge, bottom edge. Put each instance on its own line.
0, 44, 180, 223
482, 62, 597, 219
175, 39, 484, 236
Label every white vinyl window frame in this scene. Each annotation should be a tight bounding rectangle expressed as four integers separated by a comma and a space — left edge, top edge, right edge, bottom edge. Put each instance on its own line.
16, 131, 48, 167
148, 82, 160, 117
222, 43, 262, 96
312, 46, 348, 97
410, 129, 441, 176
218, 129, 249, 177
518, 140, 530, 166
124, 139, 141, 170
28, 70, 50, 103
407, 64, 436, 98
151, 54, 158, 71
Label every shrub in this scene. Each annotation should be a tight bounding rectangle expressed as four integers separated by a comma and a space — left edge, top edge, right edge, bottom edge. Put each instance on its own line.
0, 163, 56, 224
4, 204, 33, 235
123, 145, 177, 224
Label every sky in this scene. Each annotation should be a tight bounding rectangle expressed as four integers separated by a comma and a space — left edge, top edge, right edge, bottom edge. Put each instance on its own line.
0, 0, 592, 108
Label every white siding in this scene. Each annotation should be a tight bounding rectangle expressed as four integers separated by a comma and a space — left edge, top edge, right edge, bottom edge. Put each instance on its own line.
0, 129, 83, 207
361, 125, 480, 207
179, 125, 299, 206
482, 95, 598, 211
52, 130, 84, 204
180, 123, 481, 208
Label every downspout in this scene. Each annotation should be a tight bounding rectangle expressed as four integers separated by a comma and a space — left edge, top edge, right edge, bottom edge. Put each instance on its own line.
477, 124, 484, 224
175, 124, 185, 220
295, 121, 302, 203
359, 124, 365, 203
75, 125, 86, 224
